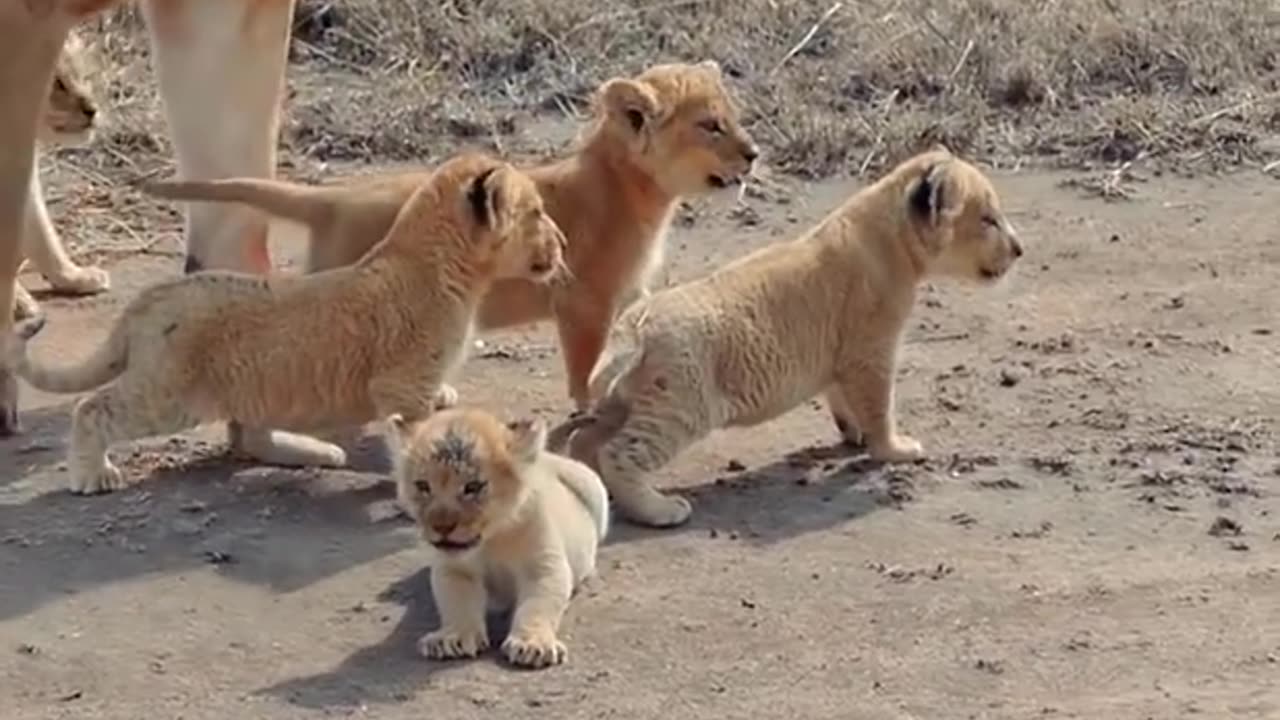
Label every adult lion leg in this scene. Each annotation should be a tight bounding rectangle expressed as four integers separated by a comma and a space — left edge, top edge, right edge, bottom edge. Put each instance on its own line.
23, 163, 109, 295
832, 351, 923, 463
569, 381, 704, 528
67, 384, 199, 495
0, 15, 75, 436
141, 0, 295, 275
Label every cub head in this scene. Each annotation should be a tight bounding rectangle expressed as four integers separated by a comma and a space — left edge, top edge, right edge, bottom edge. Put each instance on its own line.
901, 146, 1024, 283
433, 153, 567, 284
39, 31, 98, 145
594, 60, 758, 196
389, 408, 548, 555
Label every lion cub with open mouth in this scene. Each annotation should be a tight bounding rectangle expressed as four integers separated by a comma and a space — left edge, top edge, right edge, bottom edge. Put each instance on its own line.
5, 153, 567, 495
392, 408, 609, 669
555, 147, 1025, 527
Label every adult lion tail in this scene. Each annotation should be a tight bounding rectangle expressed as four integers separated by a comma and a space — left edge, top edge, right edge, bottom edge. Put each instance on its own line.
5, 316, 127, 393
141, 177, 333, 230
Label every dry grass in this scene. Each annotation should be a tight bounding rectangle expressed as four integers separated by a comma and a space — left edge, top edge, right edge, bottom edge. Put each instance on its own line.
56, 0, 1280, 190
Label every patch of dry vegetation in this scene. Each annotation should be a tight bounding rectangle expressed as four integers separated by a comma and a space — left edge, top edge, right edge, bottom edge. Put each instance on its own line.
59, 0, 1280, 189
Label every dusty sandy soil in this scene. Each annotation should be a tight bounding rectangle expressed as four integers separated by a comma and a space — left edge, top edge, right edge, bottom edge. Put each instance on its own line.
4, 2, 1280, 717
3, 161, 1278, 719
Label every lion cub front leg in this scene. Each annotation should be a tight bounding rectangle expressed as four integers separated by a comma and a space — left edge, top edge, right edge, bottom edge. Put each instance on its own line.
834, 355, 923, 463
228, 424, 348, 469
419, 564, 490, 660
824, 384, 866, 449
502, 558, 573, 669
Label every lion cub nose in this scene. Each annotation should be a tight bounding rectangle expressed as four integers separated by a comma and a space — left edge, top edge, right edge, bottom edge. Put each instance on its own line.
431, 519, 457, 537
743, 145, 760, 165
1010, 237, 1024, 258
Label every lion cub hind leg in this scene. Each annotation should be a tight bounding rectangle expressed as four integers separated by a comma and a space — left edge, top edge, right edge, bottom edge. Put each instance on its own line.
572, 383, 707, 528
67, 384, 199, 495
502, 558, 573, 669
228, 425, 347, 469
24, 170, 110, 297
419, 565, 490, 661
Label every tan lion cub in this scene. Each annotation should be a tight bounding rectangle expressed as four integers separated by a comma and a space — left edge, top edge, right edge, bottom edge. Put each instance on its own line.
555, 147, 1025, 527
141, 60, 759, 410
392, 408, 609, 669
5, 153, 567, 495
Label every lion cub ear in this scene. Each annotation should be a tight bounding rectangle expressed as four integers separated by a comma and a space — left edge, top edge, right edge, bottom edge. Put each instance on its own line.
385, 413, 413, 452
600, 77, 661, 134
505, 418, 547, 465
906, 162, 952, 227
698, 59, 723, 78
467, 165, 515, 237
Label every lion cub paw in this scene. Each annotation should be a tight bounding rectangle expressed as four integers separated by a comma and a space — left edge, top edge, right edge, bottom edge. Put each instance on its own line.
871, 434, 924, 463
432, 384, 459, 411
418, 627, 489, 661
502, 629, 567, 669
49, 266, 110, 296
69, 463, 127, 495
621, 492, 693, 528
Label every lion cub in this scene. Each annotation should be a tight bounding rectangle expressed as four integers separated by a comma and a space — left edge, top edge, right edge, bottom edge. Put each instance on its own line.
392, 408, 609, 669
555, 147, 1026, 527
141, 60, 759, 410
5, 153, 567, 495
16, 30, 111, 320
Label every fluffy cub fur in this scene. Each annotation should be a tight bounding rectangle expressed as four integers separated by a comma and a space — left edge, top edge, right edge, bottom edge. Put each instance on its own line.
554, 147, 1026, 527
141, 60, 759, 410
5, 153, 567, 495
15, 29, 110, 321
392, 408, 608, 669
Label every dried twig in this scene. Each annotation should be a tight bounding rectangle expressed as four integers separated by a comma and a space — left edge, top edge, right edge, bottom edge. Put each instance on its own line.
770, 2, 843, 76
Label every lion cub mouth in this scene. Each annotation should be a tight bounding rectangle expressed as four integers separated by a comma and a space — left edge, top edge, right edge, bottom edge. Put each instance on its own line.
707, 173, 742, 189
431, 537, 480, 552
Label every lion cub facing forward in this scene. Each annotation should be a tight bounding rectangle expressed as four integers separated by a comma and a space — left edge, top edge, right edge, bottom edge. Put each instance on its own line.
557, 147, 1025, 527
392, 408, 609, 669
5, 153, 566, 495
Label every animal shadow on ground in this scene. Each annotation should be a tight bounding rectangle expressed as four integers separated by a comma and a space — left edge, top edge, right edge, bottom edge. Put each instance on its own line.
259, 566, 522, 708
0, 409, 411, 623
604, 440, 921, 547
259, 439, 915, 710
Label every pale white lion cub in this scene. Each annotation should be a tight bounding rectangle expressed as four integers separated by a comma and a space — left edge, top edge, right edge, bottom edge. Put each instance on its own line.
392, 407, 609, 669
555, 146, 1025, 527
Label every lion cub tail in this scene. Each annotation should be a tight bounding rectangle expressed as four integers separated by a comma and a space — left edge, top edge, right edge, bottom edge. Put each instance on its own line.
141, 177, 333, 230
5, 316, 127, 394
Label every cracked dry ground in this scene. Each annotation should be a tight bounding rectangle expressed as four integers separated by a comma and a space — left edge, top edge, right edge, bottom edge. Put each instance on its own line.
1, 168, 1277, 719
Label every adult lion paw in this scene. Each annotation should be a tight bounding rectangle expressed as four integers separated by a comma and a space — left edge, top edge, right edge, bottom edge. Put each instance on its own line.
502, 629, 567, 669
49, 265, 110, 296
417, 627, 488, 660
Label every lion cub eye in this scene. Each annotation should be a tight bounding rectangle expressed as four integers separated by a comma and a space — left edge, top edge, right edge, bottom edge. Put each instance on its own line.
462, 480, 487, 497
414, 479, 432, 495
982, 215, 1001, 228
699, 118, 725, 136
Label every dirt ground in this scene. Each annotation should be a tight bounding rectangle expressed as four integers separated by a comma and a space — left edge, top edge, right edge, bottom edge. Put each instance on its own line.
3, 156, 1279, 718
